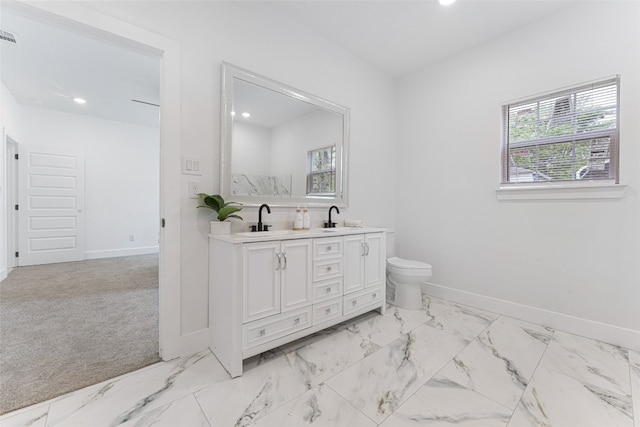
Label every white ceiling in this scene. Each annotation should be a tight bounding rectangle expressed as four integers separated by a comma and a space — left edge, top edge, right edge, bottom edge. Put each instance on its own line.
0, 6, 161, 127
271, 0, 575, 77
0, 1, 576, 126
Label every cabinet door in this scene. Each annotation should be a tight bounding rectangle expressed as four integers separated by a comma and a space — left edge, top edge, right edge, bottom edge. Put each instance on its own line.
364, 233, 385, 288
243, 242, 281, 323
343, 234, 365, 294
281, 239, 313, 312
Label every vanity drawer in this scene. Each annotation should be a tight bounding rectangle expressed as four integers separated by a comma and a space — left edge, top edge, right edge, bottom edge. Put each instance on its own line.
243, 306, 312, 350
313, 258, 343, 282
343, 287, 383, 316
313, 237, 343, 259
313, 277, 343, 303
313, 298, 343, 326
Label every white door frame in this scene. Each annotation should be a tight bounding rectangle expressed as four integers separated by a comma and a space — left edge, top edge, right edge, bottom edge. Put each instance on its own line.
5, 135, 19, 273
7, 2, 182, 360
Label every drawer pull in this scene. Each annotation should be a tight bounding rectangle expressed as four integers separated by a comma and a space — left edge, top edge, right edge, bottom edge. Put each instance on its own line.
294, 318, 300, 325
325, 308, 331, 314
259, 329, 266, 336
352, 300, 357, 306
327, 246, 332, 251
326, 287, 332, 293
327, 266, 332, 272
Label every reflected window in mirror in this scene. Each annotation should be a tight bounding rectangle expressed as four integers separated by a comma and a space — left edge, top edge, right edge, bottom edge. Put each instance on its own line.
307, 145, 336, 195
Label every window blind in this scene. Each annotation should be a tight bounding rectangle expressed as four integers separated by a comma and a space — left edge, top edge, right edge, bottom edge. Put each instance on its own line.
502, 77, 619, 184
307, 145, 336, 194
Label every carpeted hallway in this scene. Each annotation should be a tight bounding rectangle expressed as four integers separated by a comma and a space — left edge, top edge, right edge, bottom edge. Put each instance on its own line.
0, 254, 160, 415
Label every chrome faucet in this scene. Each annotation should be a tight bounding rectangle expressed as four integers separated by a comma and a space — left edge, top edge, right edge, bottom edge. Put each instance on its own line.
325, 205, 340, 228
251, 203, 272, 232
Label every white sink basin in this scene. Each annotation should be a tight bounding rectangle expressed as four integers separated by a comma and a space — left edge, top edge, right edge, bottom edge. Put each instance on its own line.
235, 229, 310, 238
234, 227, 353, 238
319, 227, 348, 232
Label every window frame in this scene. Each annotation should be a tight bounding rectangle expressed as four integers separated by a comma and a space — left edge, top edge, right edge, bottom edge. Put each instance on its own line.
306, 145, 337, 196
501, 76, 620, 186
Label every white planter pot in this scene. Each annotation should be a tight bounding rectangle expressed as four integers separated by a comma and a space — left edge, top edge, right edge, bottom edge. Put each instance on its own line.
210, 221, 231, 235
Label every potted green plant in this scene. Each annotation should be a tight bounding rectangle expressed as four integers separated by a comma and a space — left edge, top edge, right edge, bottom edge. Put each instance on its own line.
197, 193, 243, 234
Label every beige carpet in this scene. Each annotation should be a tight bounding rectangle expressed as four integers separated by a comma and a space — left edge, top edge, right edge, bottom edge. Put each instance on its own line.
0, 254, 160, 415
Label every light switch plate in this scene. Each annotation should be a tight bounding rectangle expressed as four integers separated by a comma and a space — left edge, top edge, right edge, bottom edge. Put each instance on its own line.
182, 156, 202, 175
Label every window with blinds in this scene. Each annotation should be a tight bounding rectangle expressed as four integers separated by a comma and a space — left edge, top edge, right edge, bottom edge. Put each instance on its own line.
307, 145, 336, 195
502, 77, 619, 184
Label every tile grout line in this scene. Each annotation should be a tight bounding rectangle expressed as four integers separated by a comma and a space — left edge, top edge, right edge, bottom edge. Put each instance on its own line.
322, 382, 380, 426
380, 310, 495, 425
504, 327, 557, 426
192, 391, 214, 427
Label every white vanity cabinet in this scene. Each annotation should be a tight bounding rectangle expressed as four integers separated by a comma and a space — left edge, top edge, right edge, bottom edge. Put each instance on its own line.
242, 239, 313, 324
343, 233, 386, 294
209, 228, 387, 377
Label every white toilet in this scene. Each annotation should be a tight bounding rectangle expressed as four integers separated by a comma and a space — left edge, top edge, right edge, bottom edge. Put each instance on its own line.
386, 257, 433, 310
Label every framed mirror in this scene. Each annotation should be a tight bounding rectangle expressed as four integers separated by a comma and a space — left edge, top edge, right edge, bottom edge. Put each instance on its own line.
220, 63, 350, 207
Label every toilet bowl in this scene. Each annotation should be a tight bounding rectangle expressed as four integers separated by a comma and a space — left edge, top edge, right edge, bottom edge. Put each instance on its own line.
386, 257, 433, 310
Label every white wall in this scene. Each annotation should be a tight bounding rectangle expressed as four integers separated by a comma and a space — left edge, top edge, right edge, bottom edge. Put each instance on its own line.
232, 122, 272, 177
19, 106, 160, 258
1, 83, 21, 140
397, 2, 640, 349
81, 1, 398, 338
0, 82, 22, 280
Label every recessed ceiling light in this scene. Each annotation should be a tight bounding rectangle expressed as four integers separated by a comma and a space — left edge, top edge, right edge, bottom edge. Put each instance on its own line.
231, 111, 236, 116
242, 112, 251, 118
73, 97, 87, 104
439, 0, 456, 5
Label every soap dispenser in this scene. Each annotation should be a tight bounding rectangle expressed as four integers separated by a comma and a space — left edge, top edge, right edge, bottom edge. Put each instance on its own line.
294, 206, 304, 230
302, 206, 310, 230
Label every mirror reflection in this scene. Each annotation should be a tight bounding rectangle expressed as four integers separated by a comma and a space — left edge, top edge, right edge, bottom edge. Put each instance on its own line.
221, 63, 349, 207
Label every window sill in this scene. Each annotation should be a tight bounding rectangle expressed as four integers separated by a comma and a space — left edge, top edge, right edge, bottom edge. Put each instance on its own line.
496, 181, 626, 200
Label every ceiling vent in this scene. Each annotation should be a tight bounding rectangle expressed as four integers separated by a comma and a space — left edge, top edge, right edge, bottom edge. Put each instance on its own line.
0, 30, 20, 47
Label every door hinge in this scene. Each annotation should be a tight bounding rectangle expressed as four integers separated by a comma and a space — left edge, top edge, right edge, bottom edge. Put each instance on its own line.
161, 218, 165, 228
15, 154, 19, 160
15, 204, 18, 211
15, 251, 19, 258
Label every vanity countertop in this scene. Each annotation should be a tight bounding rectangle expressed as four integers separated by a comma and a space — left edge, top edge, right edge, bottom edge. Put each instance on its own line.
210, 227, 389, 243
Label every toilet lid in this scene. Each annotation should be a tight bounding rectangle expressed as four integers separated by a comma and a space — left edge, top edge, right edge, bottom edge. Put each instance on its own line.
387, 257, 432, 270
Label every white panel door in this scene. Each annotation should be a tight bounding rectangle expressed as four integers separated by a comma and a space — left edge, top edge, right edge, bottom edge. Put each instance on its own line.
19, 147, 85, 266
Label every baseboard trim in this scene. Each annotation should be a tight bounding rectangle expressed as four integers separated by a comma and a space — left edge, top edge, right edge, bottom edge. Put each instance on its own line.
0, 268, 6, 282
85, 246, 159, 260
422, 282, 640, 352
179, 328, 209, 358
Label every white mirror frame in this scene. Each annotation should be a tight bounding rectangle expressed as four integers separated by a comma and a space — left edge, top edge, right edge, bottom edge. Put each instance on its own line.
220, 62, 350, 207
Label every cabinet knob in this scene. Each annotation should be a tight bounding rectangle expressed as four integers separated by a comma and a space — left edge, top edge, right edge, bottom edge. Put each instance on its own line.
259, 329, 266, 336
326, 287, 331, 293
327, 246, 332, 251
372, 293, 377, 299
352, 300, 357, 306
294, 318, 300, 324
325, 308, 331, 315
327, 266, 332, 272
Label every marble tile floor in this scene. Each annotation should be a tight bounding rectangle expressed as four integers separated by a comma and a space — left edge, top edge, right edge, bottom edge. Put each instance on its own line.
2, 295, 638, 427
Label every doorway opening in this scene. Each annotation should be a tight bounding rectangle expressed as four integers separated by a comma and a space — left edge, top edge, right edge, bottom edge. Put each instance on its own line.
0, 2, 181, 414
